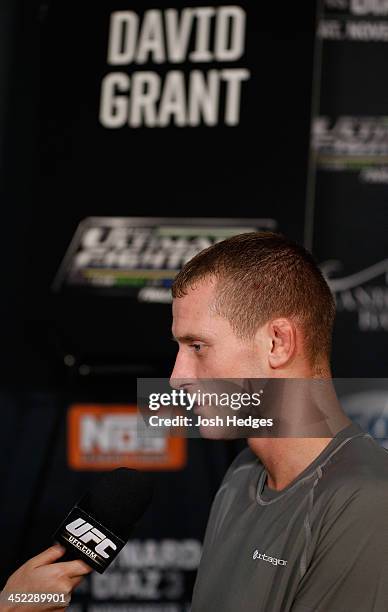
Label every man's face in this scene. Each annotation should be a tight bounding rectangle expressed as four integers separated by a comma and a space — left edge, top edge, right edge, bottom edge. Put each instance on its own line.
170, 277, 270, 381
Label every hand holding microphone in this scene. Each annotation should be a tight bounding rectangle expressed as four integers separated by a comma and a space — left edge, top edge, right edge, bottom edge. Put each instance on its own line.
1, 468, 154, 610
0, 544, 91, 611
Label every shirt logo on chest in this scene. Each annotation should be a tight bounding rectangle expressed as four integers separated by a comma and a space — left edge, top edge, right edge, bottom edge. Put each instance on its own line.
252, 550, 287, 566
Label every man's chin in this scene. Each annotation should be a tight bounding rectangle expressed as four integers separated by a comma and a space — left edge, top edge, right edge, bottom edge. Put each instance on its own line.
198, 424, 237, 440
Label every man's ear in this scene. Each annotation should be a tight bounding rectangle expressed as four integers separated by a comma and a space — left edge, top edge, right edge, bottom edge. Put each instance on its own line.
267, 318, 296, 369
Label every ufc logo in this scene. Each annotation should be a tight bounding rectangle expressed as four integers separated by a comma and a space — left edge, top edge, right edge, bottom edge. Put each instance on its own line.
66, 518, 117, 558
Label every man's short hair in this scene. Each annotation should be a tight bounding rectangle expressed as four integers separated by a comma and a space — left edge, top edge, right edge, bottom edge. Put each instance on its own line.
172, 232, 336, 367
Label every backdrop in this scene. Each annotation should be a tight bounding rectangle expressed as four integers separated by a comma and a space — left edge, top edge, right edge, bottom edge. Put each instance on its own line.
0, 1, 387, 610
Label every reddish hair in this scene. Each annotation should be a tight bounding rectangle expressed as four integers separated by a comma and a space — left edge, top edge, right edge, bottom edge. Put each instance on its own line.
172, 232, 335, 367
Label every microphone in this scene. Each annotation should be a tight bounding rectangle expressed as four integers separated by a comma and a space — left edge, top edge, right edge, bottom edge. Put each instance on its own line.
54, 468, 154, 573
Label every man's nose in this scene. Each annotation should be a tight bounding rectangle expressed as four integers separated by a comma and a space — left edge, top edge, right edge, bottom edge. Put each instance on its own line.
169, 348, 196, 389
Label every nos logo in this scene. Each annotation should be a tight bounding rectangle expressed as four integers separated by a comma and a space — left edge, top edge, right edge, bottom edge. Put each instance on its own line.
66, 518, 117, 559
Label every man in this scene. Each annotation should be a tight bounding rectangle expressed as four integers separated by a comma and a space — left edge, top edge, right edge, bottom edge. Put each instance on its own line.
170, 232, 388, 611
3, 231, 388, 611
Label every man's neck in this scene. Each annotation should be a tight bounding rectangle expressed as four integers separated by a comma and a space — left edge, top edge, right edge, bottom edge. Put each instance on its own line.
247, 437, 334, 491
247, 377, 351, 491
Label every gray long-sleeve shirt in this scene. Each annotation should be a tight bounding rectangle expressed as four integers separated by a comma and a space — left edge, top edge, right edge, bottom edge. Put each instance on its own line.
191, 423, 388, 611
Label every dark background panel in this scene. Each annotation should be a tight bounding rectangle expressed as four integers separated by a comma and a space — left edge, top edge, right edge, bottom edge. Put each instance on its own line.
309, 2, 388, 376
0, 0, 316, 390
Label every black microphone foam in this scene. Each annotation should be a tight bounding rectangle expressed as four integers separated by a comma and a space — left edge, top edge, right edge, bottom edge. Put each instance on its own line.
79, 467, 154, 541
54, 468, 154, 572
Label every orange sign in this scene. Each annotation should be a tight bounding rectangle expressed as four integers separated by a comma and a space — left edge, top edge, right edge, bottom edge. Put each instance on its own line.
68, 405, 187, 471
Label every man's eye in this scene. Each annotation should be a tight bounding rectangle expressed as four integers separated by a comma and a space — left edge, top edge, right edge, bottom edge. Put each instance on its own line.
190, 343, 202, 352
